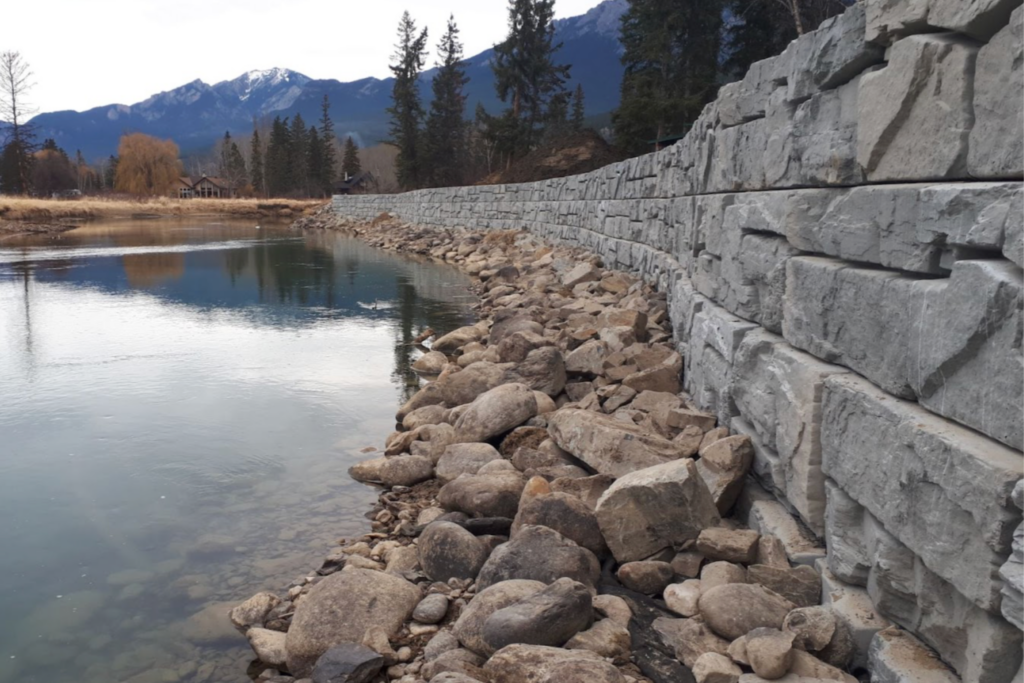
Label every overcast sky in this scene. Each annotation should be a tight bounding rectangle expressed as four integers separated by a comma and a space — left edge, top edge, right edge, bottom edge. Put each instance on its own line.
2, 0, 604, 116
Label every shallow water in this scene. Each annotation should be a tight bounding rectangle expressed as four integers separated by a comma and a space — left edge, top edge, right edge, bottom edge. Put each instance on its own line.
0, 218, 476, 683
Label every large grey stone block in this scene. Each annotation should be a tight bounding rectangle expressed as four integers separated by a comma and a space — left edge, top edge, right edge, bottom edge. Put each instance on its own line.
868, 626, 961, 683
858, 34, 978, 181
731, 330, 849, 535
866, 0, 1022, 43
969, 6, 1024, 179
785, 3, 885, 101
821, 373, 1022, 613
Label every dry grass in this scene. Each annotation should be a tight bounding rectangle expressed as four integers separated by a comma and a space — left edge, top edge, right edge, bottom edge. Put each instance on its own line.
0, 196, 327, 222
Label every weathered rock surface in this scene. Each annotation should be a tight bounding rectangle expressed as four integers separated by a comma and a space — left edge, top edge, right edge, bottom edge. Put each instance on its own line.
476, 525, 601, 590
247, 627, 288, 667
484, 644, 626, 683
698, 583, 797, 640
970, 6, 1024, 178
438, 468, 527, 519
435, 443, 504, 483
418, 522, 489, 582
747, 564, 821, 608
548, 409, 690, 477
616, 561, 675, 595
481, 578, 593, 652
412, 593, 450, 625
654, 616, 732, 668
697, 528, 760, 564
596, 458, 721, 562
693, 652, 743, 683
230, 592, 281, 633
452, 579, 546, 656
348, 455, 434, 488
511, 491, 608, 557
454, 383, 538, 443
310, 643, 384, 683
564, 618, 632, 662
867, 626, 960, 683
285, 568, 420, 677
665, 580, 703, 617
746, 627, 796, 680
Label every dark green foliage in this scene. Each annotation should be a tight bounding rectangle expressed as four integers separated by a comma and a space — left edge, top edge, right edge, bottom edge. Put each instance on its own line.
307, 126, 324, 197
0, 137, 33, 194
289, 114, 309, 196
613, 0, 724, 157
219, 131, 248, 191
250, 127, 265, 196
104, 155, 118, 190
424, 15, 469, 188
387, 11, 429, 190
489, 0, 571, 163
265, 116, 292, 196
318, 95, 338, 194
31, 139, 76, 195
570, 84, 585, 132
342, 137, 361, 179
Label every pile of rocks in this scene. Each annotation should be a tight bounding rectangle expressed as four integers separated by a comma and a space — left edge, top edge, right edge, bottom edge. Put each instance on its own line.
236, 213, 871, 683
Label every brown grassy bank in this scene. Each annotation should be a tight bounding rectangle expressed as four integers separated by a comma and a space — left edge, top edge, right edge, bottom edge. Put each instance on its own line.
0, 196, 326, 222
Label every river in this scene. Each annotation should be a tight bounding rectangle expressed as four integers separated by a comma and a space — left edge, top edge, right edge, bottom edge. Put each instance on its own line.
0, 218, 476, 683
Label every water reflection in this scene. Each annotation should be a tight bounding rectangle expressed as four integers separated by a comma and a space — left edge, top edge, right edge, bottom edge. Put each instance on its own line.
0, 219, 475, 683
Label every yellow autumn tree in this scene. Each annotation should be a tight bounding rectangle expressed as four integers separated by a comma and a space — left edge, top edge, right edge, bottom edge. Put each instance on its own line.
114, 133, 182, 195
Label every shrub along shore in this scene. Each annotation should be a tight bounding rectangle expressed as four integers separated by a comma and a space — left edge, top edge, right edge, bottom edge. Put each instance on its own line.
227, 206, 881, 683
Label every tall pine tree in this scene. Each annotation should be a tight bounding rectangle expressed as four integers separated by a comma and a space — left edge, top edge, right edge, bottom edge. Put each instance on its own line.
289, 114, 309, 196
266, 116, 292, 196
491, 0, 570, 163
387, 12, 429, 190
342, 137, 361, 179
570, 84, 585, 132
613, 0, 723, 157
250, 126, 265, 196
424, 15, 469, 188
318, 95, 337, 195
307, 126, 324, 197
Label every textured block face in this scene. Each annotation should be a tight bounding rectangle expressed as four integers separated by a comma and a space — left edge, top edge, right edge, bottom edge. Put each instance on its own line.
858, 34, 978, 182
732, 330, 849, 535
969, 6, 1024, 179
821, 373, 1023, 613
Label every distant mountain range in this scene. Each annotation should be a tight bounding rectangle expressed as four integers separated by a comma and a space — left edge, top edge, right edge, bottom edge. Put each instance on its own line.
26, 0, 628, 161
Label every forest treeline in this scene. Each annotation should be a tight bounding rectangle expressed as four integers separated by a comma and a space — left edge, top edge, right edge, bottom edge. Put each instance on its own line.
0, 0, 847, 198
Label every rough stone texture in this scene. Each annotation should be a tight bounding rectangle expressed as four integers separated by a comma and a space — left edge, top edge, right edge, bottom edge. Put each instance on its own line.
1000, 480, 1024, 630
547, 408, 689, 477
596, 458, 721, 563
230, 592, 281, 633
483, 644, 626, 683
481, 578, 593, 653
695, 435, 755, 515
857, 34, 978, 181
437, 468, 527, 519
697, 527, 760, 564
418, 522, 489, 582
285, 568, 421, 677
310, 643, 384, 683
698, 583, 797, 640
247, 628, 288, 667
511, 491, 608, 557
435, 443, 503, 483
453, 383, 538, 443
452, 579, 545, 656
821, 373, 1022, 613
867, 627, 960, 683
654, 616, 732, 668
475, 525, 601, 590
969, 7, 1024, 178
331, 4, 1024, 677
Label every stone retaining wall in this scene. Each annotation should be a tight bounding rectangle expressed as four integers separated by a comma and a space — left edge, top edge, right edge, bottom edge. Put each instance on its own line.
332, 2, 1024, 680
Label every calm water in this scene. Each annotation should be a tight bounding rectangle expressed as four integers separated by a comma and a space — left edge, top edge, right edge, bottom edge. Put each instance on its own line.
0, 219, 475, 683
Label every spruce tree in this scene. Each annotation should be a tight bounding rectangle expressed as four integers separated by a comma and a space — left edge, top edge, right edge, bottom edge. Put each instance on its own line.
342, 137, 361, 179
307, 126, 324, 197
318, 95, 338, 195
289, 114, 309, 196
424, 15, 469, 188
570, 84, 585, 132
387, 11, 428, 190
491, 0, 570, 162
613, 0, 724, 157
250, 127, 265, 196
266, 116, 292, 196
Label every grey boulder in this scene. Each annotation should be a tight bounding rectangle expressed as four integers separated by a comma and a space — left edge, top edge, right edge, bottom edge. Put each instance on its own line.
481, 577, 593, 653
310, 643, 385, 683
476, 525, 601, 590
418, 522, 490, 582
454, 383, 538, 443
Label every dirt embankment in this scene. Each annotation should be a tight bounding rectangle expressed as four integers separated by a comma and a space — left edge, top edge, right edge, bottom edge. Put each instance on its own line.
479, 130, 624, 185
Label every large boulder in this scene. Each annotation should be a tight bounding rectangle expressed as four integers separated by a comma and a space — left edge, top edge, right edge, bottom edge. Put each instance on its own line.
653, 616, 732, 668
412, 350, 449, 376
511, 491, 608, 557
454, 383, 538, 443
484, 644, 626, 683
481, 578, 593, 652
230, 592, 281, 633
418, 522, 490, 583
310, 643, 385, 683
595, 458, 721, 563
439, 361, 511, 408
433, 326, 484, 355
548, 409, 690, 477
476, 525, 601, 590
503, 347, 567, 397
697, 583, 796, 640
285, 568, 421, 677
438, 466, 527, 518
695, 435, 754, 514
348, 455, 433, 487
435, 443, 504, 483
452, 579, 546, 655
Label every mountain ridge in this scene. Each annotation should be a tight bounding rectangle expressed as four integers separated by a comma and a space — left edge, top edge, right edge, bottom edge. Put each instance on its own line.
27, 0, 627, 161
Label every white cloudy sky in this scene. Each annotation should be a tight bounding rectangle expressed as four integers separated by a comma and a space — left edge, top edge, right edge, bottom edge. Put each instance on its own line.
1, 0, 603, 116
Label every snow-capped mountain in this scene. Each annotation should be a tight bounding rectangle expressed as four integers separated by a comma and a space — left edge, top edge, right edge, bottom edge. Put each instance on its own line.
29, 0, 628, 160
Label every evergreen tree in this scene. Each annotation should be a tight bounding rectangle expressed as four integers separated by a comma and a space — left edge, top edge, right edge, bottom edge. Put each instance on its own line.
490, 0, 571, 162
424, 15, 470, 188
104, 155, 118, 190
613, 0, 724, 157
289, 114, 309, 196
318, 95, 338, 194
387, 11, 429, 190
307, 126, 324, 197
342, 137, 361, 179
570, 84, 585, 132
265, 116, 292, 196
0, 52, 36, 195
250, 126, 265, 196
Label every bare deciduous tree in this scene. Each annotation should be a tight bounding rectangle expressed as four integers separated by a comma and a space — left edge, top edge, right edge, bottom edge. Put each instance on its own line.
0, 51, 37, 194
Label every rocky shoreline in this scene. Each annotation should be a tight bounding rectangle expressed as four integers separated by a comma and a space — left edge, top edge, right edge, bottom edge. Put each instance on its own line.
0, 219, 79, 239
229, 207, 881, 683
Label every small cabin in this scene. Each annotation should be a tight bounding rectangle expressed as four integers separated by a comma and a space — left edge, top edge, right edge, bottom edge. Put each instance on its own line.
334, 171, 373, 196
176, 175, 235, 199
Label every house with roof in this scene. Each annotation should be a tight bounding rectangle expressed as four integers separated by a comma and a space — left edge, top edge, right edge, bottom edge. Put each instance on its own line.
176, 175, 236, 199
334, 171, 374, 196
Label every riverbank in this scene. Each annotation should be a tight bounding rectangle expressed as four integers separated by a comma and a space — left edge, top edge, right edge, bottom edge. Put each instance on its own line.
0, 196, 324, 224
226, 206, 905, 683
0, 219, 80, 239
